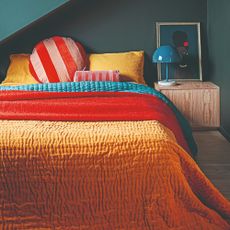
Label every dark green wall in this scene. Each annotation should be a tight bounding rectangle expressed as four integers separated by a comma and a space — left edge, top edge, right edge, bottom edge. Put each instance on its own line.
208, 0, 230, 139
0, 0, 207, 84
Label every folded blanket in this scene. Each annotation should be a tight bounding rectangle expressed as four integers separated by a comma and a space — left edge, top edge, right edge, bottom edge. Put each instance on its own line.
0, 81, 197, 155
0, 120, 229, 229
0, 91, 189, 153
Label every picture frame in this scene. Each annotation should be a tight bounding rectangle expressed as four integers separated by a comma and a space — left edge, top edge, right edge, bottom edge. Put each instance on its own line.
156, 22, 202, 81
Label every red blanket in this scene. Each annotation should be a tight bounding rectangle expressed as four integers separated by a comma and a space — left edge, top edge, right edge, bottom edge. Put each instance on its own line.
0, 91, 189, 153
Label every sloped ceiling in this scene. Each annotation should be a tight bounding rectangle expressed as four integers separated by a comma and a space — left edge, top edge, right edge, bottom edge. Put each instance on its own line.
0, 0, 69, 43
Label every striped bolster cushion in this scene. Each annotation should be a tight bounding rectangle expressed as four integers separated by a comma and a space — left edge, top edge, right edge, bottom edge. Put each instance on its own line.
74, 70, 120, 82
29, 36, 87, 83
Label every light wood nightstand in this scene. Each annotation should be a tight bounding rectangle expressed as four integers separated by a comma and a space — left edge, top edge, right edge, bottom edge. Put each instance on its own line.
154, 82, 220, 130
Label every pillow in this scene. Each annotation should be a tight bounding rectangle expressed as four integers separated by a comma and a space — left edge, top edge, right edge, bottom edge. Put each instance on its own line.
29, 36, 87, 83
1, 54, 39, 85
89, 51, 145, 84
74, 70, 120, 82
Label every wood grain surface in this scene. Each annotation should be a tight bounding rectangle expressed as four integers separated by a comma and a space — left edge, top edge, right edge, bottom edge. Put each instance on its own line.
154, 82, 220, 129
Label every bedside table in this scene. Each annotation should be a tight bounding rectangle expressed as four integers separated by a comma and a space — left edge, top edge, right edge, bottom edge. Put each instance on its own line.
154, 82, 220, 130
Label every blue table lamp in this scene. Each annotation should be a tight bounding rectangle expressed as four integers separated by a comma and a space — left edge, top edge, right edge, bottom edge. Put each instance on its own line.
152, 45, 181, 86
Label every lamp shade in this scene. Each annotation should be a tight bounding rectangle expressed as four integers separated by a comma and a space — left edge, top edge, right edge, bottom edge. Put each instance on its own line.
152, 45, 181, 63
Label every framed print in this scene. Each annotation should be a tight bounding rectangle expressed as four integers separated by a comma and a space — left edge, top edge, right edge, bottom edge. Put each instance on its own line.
156, 22, 202, 81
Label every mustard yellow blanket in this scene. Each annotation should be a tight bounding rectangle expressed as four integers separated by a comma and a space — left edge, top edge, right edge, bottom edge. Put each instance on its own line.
0, 120, 229, 229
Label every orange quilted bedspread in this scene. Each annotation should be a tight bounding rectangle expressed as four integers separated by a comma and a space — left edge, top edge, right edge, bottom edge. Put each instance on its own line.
0, 120, 230, 229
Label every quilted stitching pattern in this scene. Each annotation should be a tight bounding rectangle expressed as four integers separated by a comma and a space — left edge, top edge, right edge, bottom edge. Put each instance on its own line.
0, 120, 229, 229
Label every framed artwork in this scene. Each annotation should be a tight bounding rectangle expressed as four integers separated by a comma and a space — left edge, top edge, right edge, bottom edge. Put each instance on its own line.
156, 22, 202, 81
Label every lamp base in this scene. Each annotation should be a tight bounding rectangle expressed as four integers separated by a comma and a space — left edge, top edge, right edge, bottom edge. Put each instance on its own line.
158, 80, 176, 86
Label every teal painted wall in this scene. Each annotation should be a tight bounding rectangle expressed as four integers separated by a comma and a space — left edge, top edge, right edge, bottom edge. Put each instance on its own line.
0, 0, 207, 84
208, 0, 230, 139
0, 0, 68, 42
1, 0, 229, 138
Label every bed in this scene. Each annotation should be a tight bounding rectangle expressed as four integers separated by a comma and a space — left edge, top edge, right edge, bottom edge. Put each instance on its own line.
0, 81, 229, 229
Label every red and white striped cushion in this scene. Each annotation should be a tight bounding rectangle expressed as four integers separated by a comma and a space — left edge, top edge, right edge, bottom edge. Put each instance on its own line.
74, 70, 120, 82
29, 36, 87, 83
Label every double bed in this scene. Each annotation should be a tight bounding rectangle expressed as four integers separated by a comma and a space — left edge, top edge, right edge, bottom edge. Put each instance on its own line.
0, 81, 230, 229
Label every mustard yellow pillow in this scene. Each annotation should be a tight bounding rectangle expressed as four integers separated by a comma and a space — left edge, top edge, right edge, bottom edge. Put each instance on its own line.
1, 54, 39, 85
89, 51, 145, 84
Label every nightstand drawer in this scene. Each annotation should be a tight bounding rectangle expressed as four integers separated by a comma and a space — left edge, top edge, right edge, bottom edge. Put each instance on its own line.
154, 82, 220, 129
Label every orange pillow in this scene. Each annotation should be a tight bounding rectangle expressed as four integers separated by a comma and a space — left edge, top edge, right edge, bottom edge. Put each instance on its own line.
1, 54, 38, 86
89, 51, 145, 84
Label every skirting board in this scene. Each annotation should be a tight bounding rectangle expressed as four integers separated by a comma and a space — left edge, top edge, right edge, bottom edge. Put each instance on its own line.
219, 126, 230, 142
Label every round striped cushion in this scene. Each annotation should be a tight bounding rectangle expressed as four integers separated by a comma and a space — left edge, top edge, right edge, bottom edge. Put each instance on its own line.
29, 36, 87, 83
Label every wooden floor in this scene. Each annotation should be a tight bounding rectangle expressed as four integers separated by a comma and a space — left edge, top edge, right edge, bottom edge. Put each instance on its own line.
194, 131, 230, 200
